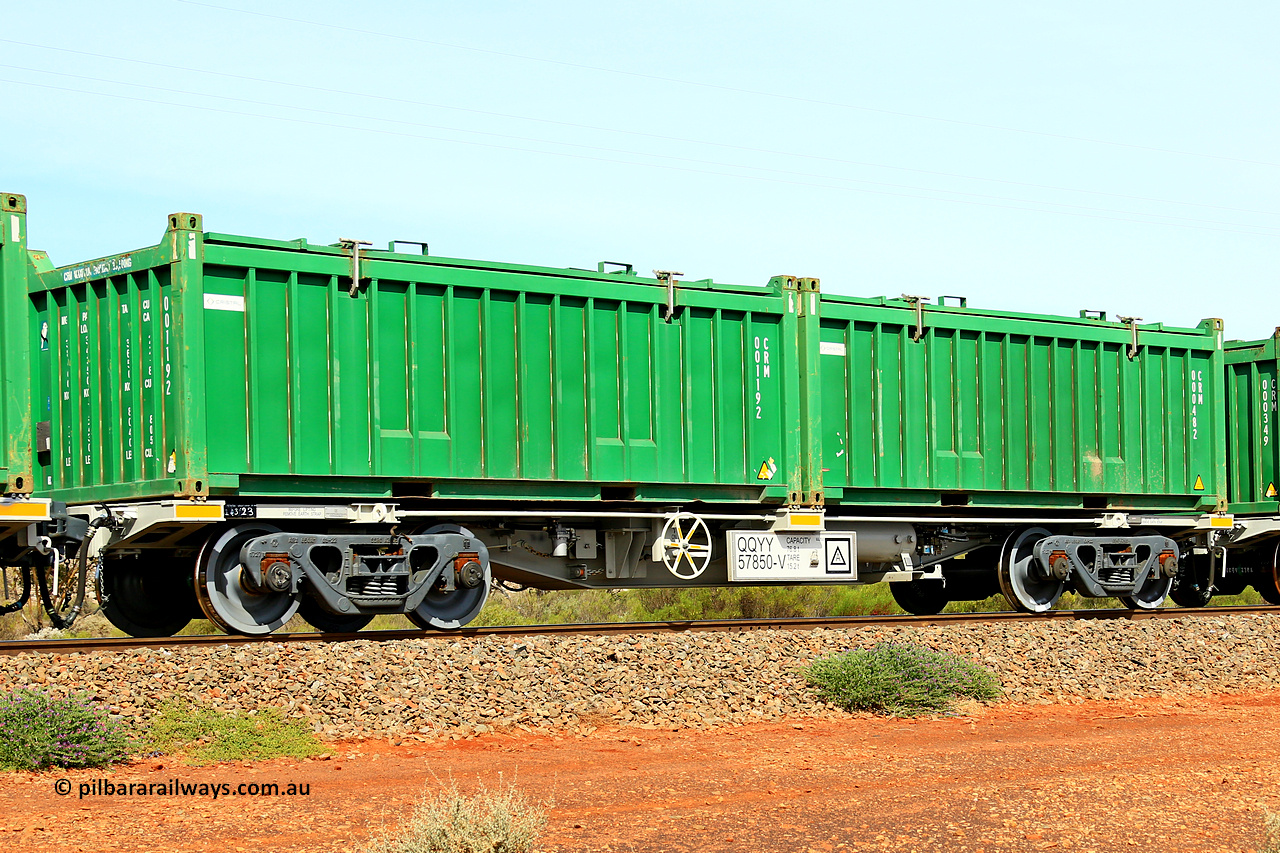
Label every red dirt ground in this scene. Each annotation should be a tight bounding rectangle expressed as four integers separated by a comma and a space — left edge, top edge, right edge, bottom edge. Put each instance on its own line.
2, 693, 1278, 853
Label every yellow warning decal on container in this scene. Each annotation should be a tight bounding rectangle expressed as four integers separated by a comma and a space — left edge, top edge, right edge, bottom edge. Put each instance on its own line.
174, 504, 224, 520
1193, 475, 1205, 491
756, 457, 778, 481
788, 514, 822, 527
1209, 515, 1235, 528
0, 501, 49, 519
1267, 483, 1277, 498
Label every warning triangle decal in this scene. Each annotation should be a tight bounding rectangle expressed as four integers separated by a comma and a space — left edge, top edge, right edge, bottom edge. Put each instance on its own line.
829, 545, 847, 567
1193, 475, 1205, 491
1268, 483, 1277, 498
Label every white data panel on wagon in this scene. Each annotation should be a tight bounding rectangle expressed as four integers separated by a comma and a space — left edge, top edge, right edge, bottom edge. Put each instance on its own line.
727, 531, 855, 581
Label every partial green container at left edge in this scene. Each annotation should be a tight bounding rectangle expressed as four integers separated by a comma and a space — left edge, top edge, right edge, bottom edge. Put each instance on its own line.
0, 193, 33, 494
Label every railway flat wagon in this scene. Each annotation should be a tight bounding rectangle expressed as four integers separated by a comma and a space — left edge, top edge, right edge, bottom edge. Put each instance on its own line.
0, 194, 1240, 636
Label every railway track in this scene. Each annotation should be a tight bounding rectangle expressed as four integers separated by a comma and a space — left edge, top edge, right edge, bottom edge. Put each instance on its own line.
3, 604, 1277, 656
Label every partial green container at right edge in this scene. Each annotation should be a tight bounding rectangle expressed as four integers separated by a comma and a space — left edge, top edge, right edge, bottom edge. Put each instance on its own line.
1225, 330, 1280, 513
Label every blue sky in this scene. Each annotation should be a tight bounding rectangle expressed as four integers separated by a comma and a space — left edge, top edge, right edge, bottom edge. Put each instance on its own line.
4, 0, 1278, 338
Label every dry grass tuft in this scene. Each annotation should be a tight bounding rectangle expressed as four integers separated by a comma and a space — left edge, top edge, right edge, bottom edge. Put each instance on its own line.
1263, 810, 1280, 853
362, 778, 547, 853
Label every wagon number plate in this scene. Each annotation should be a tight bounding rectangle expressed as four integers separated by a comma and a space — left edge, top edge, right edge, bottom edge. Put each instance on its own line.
727, 531, 856, 582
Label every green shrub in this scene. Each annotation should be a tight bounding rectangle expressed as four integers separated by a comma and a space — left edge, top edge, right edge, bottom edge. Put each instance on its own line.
146, 702, 328, 764
0, 689, 131, 770
806, 642, 1001, 716
362, 778, 547, 853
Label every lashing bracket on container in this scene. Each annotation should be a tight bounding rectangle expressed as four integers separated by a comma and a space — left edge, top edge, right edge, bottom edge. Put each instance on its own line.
654, 270, 683, 322
902, 294, 929, 342
339, 239, 372, 297
1119, 316, 1142, 359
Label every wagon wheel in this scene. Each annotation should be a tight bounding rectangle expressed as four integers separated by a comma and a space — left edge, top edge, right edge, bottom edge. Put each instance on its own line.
99, 554, 196, 638
407, 525, 491, 631
1118, 573, 1172, 610
195, 523, 299, 636
1168, 549, 1214, 608
297, 595, 373, 634
1255, 541, 1280, 606
997, 527, 1061, 613
659, 513, 713, 580
889, 578, 948, 615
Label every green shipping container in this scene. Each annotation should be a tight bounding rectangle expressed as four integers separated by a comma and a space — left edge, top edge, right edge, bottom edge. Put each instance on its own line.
1224, 331, 1280, 514
22, 211, 811, 505
813, 294, 1226, 512
0, 194, 33, 495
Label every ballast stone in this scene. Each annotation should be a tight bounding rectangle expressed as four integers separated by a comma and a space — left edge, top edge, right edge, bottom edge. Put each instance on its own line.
1, 614, 1277, 740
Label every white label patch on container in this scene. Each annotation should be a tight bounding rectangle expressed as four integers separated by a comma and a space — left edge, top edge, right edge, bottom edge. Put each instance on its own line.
9, 215, 19, 243
187, 233, 197, 260
203, 293, 245, 312
727, 531, 857, 581
819, 341, 846, 357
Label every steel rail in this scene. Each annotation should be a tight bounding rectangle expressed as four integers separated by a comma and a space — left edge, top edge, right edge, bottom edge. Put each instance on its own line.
2, 604, 1277, 657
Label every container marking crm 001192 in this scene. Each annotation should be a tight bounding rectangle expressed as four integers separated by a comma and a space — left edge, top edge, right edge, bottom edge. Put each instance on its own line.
1, 192, 1271, 639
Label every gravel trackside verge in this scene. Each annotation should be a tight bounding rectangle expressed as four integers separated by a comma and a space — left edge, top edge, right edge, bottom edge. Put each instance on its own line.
2, 614, 1277, 740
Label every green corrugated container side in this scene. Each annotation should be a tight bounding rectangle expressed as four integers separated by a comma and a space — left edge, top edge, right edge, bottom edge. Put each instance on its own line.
814, 294, 1226, 511
0, 193, 33, 494
26, 212, 809, 504
1224, 331, 1280, 514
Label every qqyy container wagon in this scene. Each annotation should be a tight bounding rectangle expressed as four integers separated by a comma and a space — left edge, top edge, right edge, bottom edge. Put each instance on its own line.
0, 194, 1238, 635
